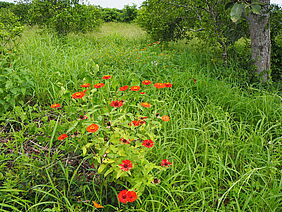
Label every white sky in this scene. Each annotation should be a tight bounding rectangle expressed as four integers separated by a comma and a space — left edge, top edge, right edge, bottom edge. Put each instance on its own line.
1, 0, 282, 9
85, 0, 144, 9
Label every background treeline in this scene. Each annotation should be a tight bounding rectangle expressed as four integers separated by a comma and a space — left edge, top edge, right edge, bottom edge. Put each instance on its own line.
136, 0, 282, 83
0, 0, 138, 36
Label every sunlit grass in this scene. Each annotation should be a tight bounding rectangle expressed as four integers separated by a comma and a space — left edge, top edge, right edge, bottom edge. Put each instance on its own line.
0, 23, 281, 211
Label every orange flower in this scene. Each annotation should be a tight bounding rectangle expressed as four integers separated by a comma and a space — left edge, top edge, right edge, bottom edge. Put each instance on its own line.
58, 134, 68, 140
119, 85, 129, 91
92, 201, 104, 208
80, 83, 90, 88
140, 102, 151, 108
102, 75, 112, 79
130, 86, 141, 91
164, 83, 172, 88
129, 120, 146, 126
140, 92, 146, 94
162, 115, 170, 121
72, 92, 85, 99
142, 80, 152, 85
154, 83, 165, 89
94, 83, 105, 88
50, 103, 61, 108
86, 124, 99, 133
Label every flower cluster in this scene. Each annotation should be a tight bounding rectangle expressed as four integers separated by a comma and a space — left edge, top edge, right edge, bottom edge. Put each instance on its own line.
118, 190, 137, 204
49, 75, 173, 206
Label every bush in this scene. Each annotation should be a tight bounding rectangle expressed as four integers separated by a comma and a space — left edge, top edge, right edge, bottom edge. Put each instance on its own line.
0, 51, 34, 111
101, 5, 138, 23
28, 0, 102, 35
0, 8, 23, 50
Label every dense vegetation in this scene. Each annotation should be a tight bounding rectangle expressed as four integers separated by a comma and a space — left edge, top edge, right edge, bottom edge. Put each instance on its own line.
0, 0, 281, 211
137, 0, 282, 82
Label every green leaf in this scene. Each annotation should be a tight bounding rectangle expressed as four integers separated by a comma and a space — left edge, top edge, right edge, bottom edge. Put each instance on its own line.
116, 169, 124, 179
104, 168, 113, 177
225, 2, 234, 10
82, 143, 94, 156
230, 3, 244, 22
66, 121, 79, 133
251, 4, 261, 15
98, 164, 107, 174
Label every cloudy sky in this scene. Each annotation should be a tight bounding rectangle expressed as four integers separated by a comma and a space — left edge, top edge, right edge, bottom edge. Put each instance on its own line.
2, 0, 282, 9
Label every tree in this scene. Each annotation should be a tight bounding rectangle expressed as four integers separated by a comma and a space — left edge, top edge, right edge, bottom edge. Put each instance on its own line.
230, 0, 271, 82
138, 0, 274, 82
137, 0, 248, 59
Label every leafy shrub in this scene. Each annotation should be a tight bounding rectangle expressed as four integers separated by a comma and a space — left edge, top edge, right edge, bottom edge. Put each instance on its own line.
0, 8, 23, 50
28, 0, 102, 35
101, 5, 138, 23
101, 8, 123, 22
0, 51, 35, 111
121, 5, 138, 22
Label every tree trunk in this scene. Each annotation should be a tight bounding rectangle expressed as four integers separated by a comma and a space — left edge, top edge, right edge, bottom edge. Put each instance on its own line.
248, 0, 271, 82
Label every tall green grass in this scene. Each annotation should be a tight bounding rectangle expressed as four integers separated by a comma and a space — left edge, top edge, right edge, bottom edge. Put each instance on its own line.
0, 23, 281, 211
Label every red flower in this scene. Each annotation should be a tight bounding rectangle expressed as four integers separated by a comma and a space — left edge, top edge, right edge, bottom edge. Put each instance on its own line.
129, 120, 146, 127
119, 85, 129, 91
142, 139, 154, 148
83, 89, 88, 93
72, 92, 85, 99
120, 138, 131, 144
127, 191, 138, 202
80, 83, 90, 88
130, 86, 141, 91
86, 124, 99, 133
58, 134, 68, 140
79, 115, 88, 120
102, 75, 112, 79
118, 190, 137, 204
162, 115, 170, 121
94, 83, 105, 88
119, 160, 133, 171
50, 103, 61, 108
140, 102, 151, 108
154, 83, 165, 89
118, 190, 128, 204
142, 80, 152, 85
161, 159, 172, 167
164, 83, 172, 87
110, 100, 123, 107
140, 92, 146, 94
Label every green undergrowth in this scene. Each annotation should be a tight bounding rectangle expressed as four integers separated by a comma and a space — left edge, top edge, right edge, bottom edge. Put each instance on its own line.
0, 23, 281, 211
